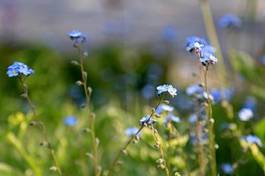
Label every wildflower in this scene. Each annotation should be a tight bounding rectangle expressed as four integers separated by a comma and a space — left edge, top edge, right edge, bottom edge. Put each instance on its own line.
185, 36, 207, 54
242, 135, 262, 147
218, 14, 241, 29
199, 45, 218, 66
68, 30, 86, 45
243, 96, 256, 111
186, 84, 204, 96
125, 127, 140, 138
188, 114, 197, 123
161, 25, 177, 43
139, 115, 156, 126
141, 84, 155, 100
156, 104, 174, 115
260, 55, 265, 65
211, 88, 234, 103
64, 116, 77, 126
156, 84, 177, 97
7, 62, 34, 77
238, 108, 253, 121
164, 113, 180, 125
221, 163, 234, 175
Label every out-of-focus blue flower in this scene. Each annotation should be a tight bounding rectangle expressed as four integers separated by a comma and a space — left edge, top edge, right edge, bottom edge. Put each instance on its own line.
139, 115, 156, 126
188, 114, 197, 123
260, 55, 265, 65
68, 30, 86, 45
238, 108, 253, 121
185, 36, 207, 53
221, 163, 234, 175
156, 84, 177, 97
242, 135, 262, 147
186, 84, 204, 96
164, 113, 180, 125
64, 116, 77, 126
141, 84, 155, 100
125, 127, 140, 138
243, 96, 256, 111
211, 88, 234, 103
199, 45, 218, 66
161, 25, 177, 43
7, 62, 34, 77
218, 14, 241, 29
156, 104, 174, 115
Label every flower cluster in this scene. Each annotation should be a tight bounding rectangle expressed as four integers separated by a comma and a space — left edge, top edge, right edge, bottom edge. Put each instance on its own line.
68, 30, 87, 46
156, 84, 177, 97
186, 84, 213, 102
7, 62, 34, 77
185, 36, 217, 66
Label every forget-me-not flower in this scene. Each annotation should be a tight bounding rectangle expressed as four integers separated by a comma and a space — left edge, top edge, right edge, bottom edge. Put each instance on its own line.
199, 45, 218, 66
221, 163, 234, 175
242, 135, 262, 147
164, 113, 180, 125
156, 104, 174, 115
156, 84, 177, 97
185, 36, 207, 54
125, 127, 140, 138
64, 116, 77, 126
7, 62, 34, 77
139, 115, 156, 126
238, 108, 253, 121
68, 30, 86, 45
218, 14, 241, 29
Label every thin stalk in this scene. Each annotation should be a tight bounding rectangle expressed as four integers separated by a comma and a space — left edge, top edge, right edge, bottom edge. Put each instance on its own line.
38, 123, 62, 176
203, 66, 216, 176
76, 46, 99, 176
19, 77, 62, 176
106, 97, 163, 176
199, 0, 227, 87
195, 118, 206, 176
151, 127, 170, 176
19, 76, 36, 117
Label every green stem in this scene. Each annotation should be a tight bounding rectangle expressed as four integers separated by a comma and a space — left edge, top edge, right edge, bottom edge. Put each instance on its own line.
18, 77, 62, 176
77, 46, 99, 176
203, 67, 217, 176
106, 97, 163, 176
38, 123, 62, 176
151, 127, 170, 176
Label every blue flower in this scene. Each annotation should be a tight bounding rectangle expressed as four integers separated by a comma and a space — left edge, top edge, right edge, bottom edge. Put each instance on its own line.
260, 55, 265, 65
238, 108, 253, 121
125, 127, 140, 138
221, 163, 234, 174
141, 84, 155, 100
139, 115, 156, 126
243, 96, 256, 111
211, 88, 234, 103
164, 113, 180, 125
7, 62, 34, 77
68, 30, 86, 45
218, 14, 241, 29
64, 116, 77, 126
242, 135, 262, 147
186, 84, 204, 96
185, 36, 207, 53
188, 114, 197, 123
199, 45, 218, 66
156, 104, 174, 115
161, 25, 177, 42
156, 84, 177, 97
